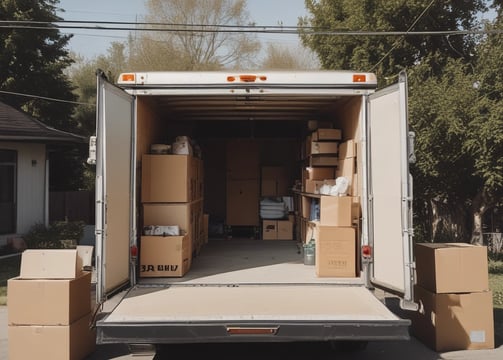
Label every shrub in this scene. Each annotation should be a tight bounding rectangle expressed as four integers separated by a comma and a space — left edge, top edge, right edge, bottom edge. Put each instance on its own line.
23, 221, 85, 249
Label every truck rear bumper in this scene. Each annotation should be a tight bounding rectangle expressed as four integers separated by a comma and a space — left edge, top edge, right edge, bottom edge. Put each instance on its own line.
96, 318, 411, 344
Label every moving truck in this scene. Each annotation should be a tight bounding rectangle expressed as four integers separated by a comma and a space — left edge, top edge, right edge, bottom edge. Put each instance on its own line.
90, 69, 417, 352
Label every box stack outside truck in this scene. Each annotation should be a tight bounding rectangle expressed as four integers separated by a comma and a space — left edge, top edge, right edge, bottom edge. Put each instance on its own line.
90, 69, 417, 352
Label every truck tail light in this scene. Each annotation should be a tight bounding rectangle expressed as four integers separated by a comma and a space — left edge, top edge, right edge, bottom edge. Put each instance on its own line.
362, 245, 372, 258
353, 74, 366, 82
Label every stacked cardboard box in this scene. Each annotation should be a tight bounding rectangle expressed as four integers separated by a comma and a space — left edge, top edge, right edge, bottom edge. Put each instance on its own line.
140, 153, 204, 277
412, 243, 494, 351
8, 249, 96, 360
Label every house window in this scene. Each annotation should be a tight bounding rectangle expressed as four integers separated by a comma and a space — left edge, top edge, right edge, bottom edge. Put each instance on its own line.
0, 150, 17, 234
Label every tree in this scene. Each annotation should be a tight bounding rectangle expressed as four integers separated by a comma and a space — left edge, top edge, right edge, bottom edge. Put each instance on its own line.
260, 44, 320, 70
127, 0, 261, 71
299, 0, 486, 85
0, 0, 78, 132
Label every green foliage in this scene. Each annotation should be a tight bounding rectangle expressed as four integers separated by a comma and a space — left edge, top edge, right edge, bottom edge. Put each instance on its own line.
23, 221, 85, 249
0, 0, 77, 132
300, 0, 486, 83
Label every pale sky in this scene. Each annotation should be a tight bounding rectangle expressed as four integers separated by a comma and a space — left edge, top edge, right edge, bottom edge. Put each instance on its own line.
56, 0, 308, 59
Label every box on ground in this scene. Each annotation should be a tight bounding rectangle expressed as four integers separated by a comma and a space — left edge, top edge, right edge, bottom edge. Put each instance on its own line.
140, 235, 190, 277
415, 242, 489, 293
411, 285, 494, 352
8, 312, 96, 360
8, 271, 91, 325
319, 195, 353, 227
20, 249, 83, 279
141, 154, 198, 202
312, 224, 356, 277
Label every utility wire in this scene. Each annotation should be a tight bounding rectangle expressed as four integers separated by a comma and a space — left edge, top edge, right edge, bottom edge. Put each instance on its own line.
0, 90, 94, 106
0, 20, 500, 36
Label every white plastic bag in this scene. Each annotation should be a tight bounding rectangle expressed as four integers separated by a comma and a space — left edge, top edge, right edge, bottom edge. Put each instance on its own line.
329, 177, 349, 196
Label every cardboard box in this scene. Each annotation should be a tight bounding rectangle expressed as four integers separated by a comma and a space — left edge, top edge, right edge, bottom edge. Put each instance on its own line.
415, 243, 489, 293
313, 224, 356, 277
8, 272, 91, 326
143, 201, 202, 238
411, 285, 494, 352
141, 154, 197, 203
140, 235, 190, 277
226, 179, 260, 226
277, 220, 294, 240
304, 167, 336, 181
305, 179, 336, 194
309, 141, 338, 155
8, 313, 96, 360
335, 157, 355, 182
338, 139, 356, 159
262, 220, 277, 240
319, 195, 353, 227
311, 128, 342, 141
20, 249, 83, 279
308, 155, 338, 167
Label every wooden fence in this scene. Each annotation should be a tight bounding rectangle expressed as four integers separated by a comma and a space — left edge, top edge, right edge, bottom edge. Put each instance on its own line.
49, 191, 95, 224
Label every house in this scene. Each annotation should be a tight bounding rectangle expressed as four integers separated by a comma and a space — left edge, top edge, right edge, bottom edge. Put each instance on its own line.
0, 101, 87, 247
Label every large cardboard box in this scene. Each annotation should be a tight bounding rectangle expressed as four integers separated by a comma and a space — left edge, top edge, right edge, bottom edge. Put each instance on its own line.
314, 225, 356, 277
141, 154, 197, 203
411, 285, 494, 352
226, 179, 260, 226
140, 235, 190, 277
20, 249, 83, 279
8, 313, 96, 360
319, 195, 352, 227
415, 243, 489, 293
8, 271, 91, 326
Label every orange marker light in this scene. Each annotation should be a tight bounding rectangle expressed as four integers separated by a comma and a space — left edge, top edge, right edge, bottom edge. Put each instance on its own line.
239, 75, 257, 82
121, 73, 135, 82
353, 74, 366, 82
227, 76, 236, 82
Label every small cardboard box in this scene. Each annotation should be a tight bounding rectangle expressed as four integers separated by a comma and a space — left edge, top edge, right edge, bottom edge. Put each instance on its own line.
140, 235, 190, 277
319, 195, 352, 227
309, 141, 338, 155
277, 220, 294, 240
8, 272, 92, 326
262, 220, 278, 240
308, 156, 338, 167
411, 285, 494, 352
311, 128, 342, 141
304, 167, 336, 181
8, 313, 96, 360
415, 243, 489, 293
314, 225, 356, 277
20, 249, 83, 279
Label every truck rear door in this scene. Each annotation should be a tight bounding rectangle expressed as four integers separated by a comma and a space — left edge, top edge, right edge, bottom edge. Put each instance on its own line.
367, 71, 415, 305
95, 72, 135, 302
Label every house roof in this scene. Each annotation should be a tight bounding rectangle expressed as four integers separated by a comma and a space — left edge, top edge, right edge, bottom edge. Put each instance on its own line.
0, 101, 87, 144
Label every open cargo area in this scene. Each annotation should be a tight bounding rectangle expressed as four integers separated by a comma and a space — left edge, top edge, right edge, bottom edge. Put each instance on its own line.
94, 71, 413, 345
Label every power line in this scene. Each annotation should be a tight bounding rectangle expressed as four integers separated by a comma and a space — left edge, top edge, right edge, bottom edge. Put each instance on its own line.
0, 90, 94, 106
0, 20, 500, 36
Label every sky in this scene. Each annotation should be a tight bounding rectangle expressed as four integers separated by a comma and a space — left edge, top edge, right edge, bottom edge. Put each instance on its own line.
56, 0, 308, 59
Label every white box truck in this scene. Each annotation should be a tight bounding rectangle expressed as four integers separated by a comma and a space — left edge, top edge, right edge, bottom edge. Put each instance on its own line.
90, 69, 416, 351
